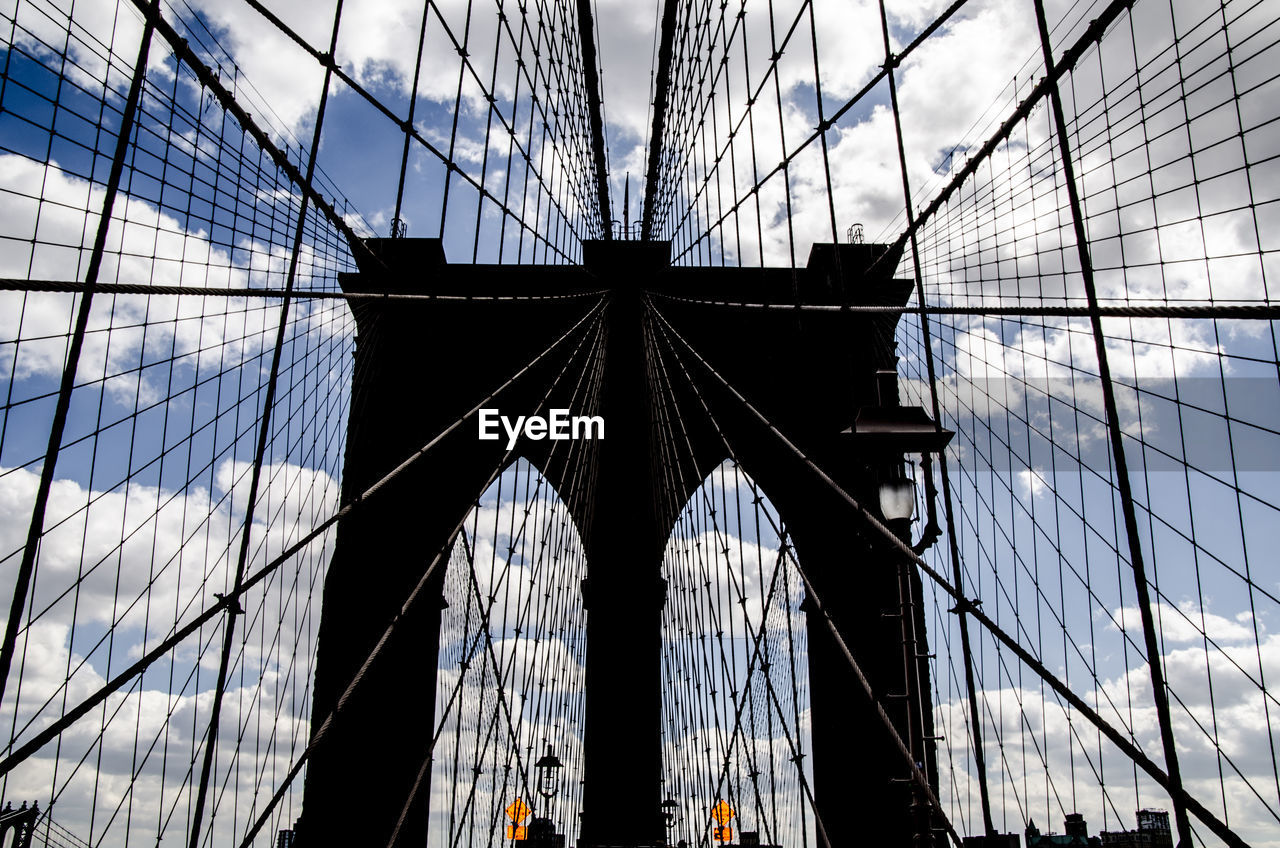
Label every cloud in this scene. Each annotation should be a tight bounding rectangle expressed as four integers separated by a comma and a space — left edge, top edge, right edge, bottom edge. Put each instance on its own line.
1015, 467, 1051, 501
1116, 602, 1260, 647
0, 456, 336, 846
0, 154, 352, 406
929, 599, 1280, 846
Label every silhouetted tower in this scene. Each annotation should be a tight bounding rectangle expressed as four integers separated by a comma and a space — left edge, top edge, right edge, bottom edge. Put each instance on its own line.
295, 236, 940, 847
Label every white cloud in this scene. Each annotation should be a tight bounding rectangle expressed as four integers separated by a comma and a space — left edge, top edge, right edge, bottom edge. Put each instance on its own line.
930, 599, 1280, 846
0, 153, 353, 409
1015, 467, 1050, 501
1115, 602, 1261, 647
0, 456, 336, 847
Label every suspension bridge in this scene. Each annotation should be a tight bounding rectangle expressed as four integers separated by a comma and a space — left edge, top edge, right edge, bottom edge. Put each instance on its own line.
0, 0, 1277, 846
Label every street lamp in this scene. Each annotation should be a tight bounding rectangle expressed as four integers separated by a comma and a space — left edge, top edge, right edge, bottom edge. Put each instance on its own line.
878, 463, 916, 524
843, 368, 953, 550
534, 746, 564, 801
661, 798, 680, 845
523, 747, 567, 848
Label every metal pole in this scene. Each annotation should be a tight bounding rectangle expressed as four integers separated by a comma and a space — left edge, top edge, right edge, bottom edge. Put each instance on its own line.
1029, 1, 1192, 843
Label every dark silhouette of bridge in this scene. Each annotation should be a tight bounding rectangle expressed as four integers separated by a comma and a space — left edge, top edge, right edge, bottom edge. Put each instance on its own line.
0, 1, 1275, 847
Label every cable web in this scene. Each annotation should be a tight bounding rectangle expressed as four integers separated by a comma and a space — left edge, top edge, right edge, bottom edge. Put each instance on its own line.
887, 0, 1280, 844
1, 0, 360, 844
658, 461, 815, 848
2, 0, 1279, 844
429, 459, 589, 848
0, 0, 605, 842
640, 0, 1279, 845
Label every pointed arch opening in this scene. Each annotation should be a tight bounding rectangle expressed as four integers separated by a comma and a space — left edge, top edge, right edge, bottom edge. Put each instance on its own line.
427, 457, 588, 846
659, 458, 815, 848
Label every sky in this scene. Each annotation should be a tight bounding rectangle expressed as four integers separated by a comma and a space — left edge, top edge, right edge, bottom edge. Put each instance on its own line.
0, 0, 1278, 845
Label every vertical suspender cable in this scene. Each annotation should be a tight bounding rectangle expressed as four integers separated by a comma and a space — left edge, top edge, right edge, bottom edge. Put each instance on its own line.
1027, 1, 1192, 844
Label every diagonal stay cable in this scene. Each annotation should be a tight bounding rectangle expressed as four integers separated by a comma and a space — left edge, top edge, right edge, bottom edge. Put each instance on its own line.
0, 295, 606, 781
645, 295, 1253, 848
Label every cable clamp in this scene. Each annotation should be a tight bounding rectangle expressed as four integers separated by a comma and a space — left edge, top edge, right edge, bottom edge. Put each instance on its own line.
214, 592, 243, 615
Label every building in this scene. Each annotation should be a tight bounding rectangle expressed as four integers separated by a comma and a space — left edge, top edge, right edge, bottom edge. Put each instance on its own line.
1099, 810, 1173, 848
1025, 814, 1101, 846
1136, 810, 1173, 843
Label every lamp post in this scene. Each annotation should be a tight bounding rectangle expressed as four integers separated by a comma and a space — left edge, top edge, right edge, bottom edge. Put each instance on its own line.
528, 746, 565, 848
878, 461, 933, 846
661, 798, 680, 846
845, 368, 953, 848
535, 746, 564, 802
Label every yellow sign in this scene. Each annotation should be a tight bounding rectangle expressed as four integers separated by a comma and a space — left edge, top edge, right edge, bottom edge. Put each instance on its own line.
505, 798, 531, 823
710, 800, 735, 826
713, 825, 733, 843
506, 825, 528, 841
